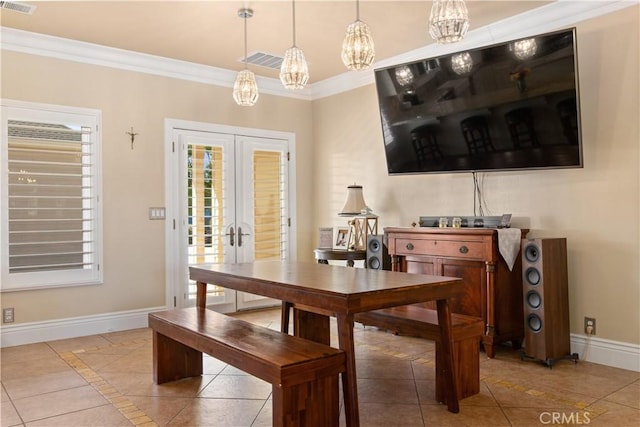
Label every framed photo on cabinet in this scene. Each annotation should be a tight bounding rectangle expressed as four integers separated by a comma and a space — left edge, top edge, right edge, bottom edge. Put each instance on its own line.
333, 226, 350, 250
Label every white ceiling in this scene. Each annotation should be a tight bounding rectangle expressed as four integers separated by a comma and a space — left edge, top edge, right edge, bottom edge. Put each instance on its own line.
1, 1, 551, 84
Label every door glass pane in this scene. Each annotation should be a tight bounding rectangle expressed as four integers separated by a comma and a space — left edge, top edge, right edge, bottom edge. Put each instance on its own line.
187, 144, 225, 299
253, 150, 286, 261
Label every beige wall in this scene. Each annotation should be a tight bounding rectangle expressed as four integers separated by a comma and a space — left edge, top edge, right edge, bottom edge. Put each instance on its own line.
1, 52, 315, 323
312, 8, 639, 345
1, 7, 638, 347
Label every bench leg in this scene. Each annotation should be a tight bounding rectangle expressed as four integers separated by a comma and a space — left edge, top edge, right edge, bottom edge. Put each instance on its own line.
272, 375, 340, 427
153, 331, 203, 384
435, 338, 480, 403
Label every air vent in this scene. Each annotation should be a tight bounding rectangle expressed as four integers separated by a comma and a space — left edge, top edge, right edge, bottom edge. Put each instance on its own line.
0, 1, 36, 14
243, 51, 283, 70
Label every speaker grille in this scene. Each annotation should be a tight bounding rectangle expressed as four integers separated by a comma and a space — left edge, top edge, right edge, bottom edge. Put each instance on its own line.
524, 243, 540, 263
524, 267, 541, 286
527, 314, 542, 332
526, 290, 541, 309
368, 257, 381, 269
368, 239, 381, 253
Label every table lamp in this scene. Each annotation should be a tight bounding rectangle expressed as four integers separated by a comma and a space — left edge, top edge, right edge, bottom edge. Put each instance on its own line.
339, 184, 378, 250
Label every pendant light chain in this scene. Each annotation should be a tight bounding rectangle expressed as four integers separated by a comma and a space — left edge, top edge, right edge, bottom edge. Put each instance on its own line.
292, 0, 297, 46
243, 11, 248, 69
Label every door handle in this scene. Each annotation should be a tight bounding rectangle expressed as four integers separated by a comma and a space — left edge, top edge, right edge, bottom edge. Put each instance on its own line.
226, 226, 235, 246
237, 227, 251, 247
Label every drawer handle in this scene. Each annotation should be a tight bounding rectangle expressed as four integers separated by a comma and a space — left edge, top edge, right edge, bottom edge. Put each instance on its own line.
459, 245, 469, 254
406, 243, 414, 251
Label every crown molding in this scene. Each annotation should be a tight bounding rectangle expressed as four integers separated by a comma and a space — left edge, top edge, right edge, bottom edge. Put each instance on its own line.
1, 0, 636, 101
0, 27, 313, 101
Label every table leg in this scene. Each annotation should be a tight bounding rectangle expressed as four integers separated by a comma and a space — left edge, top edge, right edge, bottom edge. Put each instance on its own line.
196, 281, 207, 309
294, 309, 330, 344
336, 313, 359, 427
436, 298, 460, 413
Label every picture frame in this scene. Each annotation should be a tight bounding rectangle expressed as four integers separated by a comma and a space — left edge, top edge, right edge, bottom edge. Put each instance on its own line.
318, 227, 334, 249
333, 226, 350, 250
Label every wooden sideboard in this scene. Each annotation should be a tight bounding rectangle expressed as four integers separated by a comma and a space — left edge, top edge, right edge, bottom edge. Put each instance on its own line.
385, 227, 528, 358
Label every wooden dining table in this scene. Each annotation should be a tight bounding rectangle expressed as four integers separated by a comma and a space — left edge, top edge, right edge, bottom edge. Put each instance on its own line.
189, 260, 464, 427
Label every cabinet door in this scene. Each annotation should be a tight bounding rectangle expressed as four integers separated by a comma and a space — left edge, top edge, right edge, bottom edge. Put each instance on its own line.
403, 255, 438, 275
441, 258, 486, 319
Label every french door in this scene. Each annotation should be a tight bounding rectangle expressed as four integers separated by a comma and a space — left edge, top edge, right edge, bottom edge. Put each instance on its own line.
166, 121, 294, 312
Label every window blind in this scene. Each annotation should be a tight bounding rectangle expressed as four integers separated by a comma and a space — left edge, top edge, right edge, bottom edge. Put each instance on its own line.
7, 120, 94, 273
253, 150, 287, 261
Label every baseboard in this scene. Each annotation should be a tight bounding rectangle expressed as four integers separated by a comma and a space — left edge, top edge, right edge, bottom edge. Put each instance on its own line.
571, 333, 640, 372
0, 306, 167, 348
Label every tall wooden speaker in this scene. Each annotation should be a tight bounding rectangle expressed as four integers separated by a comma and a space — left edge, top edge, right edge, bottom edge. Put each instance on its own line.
521, 238, 575, 366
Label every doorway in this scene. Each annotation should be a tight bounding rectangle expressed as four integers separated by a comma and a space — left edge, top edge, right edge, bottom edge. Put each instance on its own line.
164, 119, 296, 312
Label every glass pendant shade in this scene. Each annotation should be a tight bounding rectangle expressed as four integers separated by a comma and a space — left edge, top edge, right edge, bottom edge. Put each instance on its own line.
280, 46, 309, 89
451, 51, 473, 75
341, 20, 375, 70
233, 69, 259, 106
429, 0, 470, 44
395, 65, 414, 87
512, 38, 537, 60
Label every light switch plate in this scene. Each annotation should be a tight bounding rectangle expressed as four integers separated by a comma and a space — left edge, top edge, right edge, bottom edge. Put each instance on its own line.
149, 207, 166, 220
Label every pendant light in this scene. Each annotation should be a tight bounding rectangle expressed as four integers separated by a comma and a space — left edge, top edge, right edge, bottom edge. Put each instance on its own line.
233, 8, 259, 106
341, 0, 375, 71
429, 0, 470, 44
279, 0, 309, 90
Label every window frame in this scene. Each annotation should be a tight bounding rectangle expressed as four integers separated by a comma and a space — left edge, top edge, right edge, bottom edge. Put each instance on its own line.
1, 99, 103, 291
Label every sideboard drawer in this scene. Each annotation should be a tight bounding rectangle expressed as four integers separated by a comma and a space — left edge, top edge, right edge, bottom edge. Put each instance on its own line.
396, 238, 485, 259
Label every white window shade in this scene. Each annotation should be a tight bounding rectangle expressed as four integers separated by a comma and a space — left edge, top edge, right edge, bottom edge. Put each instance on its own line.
1, 102, 102, 291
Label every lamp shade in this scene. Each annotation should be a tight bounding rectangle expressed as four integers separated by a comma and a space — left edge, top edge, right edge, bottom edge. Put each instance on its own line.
339, 185, 368, 216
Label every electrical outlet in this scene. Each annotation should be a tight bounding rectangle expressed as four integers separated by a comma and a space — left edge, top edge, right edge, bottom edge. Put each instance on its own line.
584, 317, 596, 335
3, 307, 14, 323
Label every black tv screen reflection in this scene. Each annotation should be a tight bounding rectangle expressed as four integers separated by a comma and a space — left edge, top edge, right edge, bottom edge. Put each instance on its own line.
375, 28, 583, 175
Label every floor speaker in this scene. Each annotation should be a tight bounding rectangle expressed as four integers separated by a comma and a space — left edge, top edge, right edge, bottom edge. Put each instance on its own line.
521, 238, 576, 366
366, 235, 391, 270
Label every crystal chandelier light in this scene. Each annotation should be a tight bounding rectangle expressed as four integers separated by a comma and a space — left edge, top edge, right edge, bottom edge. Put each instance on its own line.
451, 51, 473, 75
280, 0, 309, 90
512, 38, 538, 60
341, 0, 375, 71
429, 0, 470, 44
233, 8, 259, 106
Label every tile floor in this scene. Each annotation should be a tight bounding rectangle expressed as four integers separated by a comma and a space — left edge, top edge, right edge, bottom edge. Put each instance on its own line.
1, 307, 639, 426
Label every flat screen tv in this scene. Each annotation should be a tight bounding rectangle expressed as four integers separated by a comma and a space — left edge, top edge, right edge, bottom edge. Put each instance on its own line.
375, 28, 582, 175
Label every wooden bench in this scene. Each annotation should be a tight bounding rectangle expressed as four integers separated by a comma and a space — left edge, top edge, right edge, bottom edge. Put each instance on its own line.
149, 307, 345, 426
354, 304, 483, 403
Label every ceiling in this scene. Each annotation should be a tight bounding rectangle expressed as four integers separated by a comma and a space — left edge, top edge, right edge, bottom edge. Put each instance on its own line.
0, 1, 552, 85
